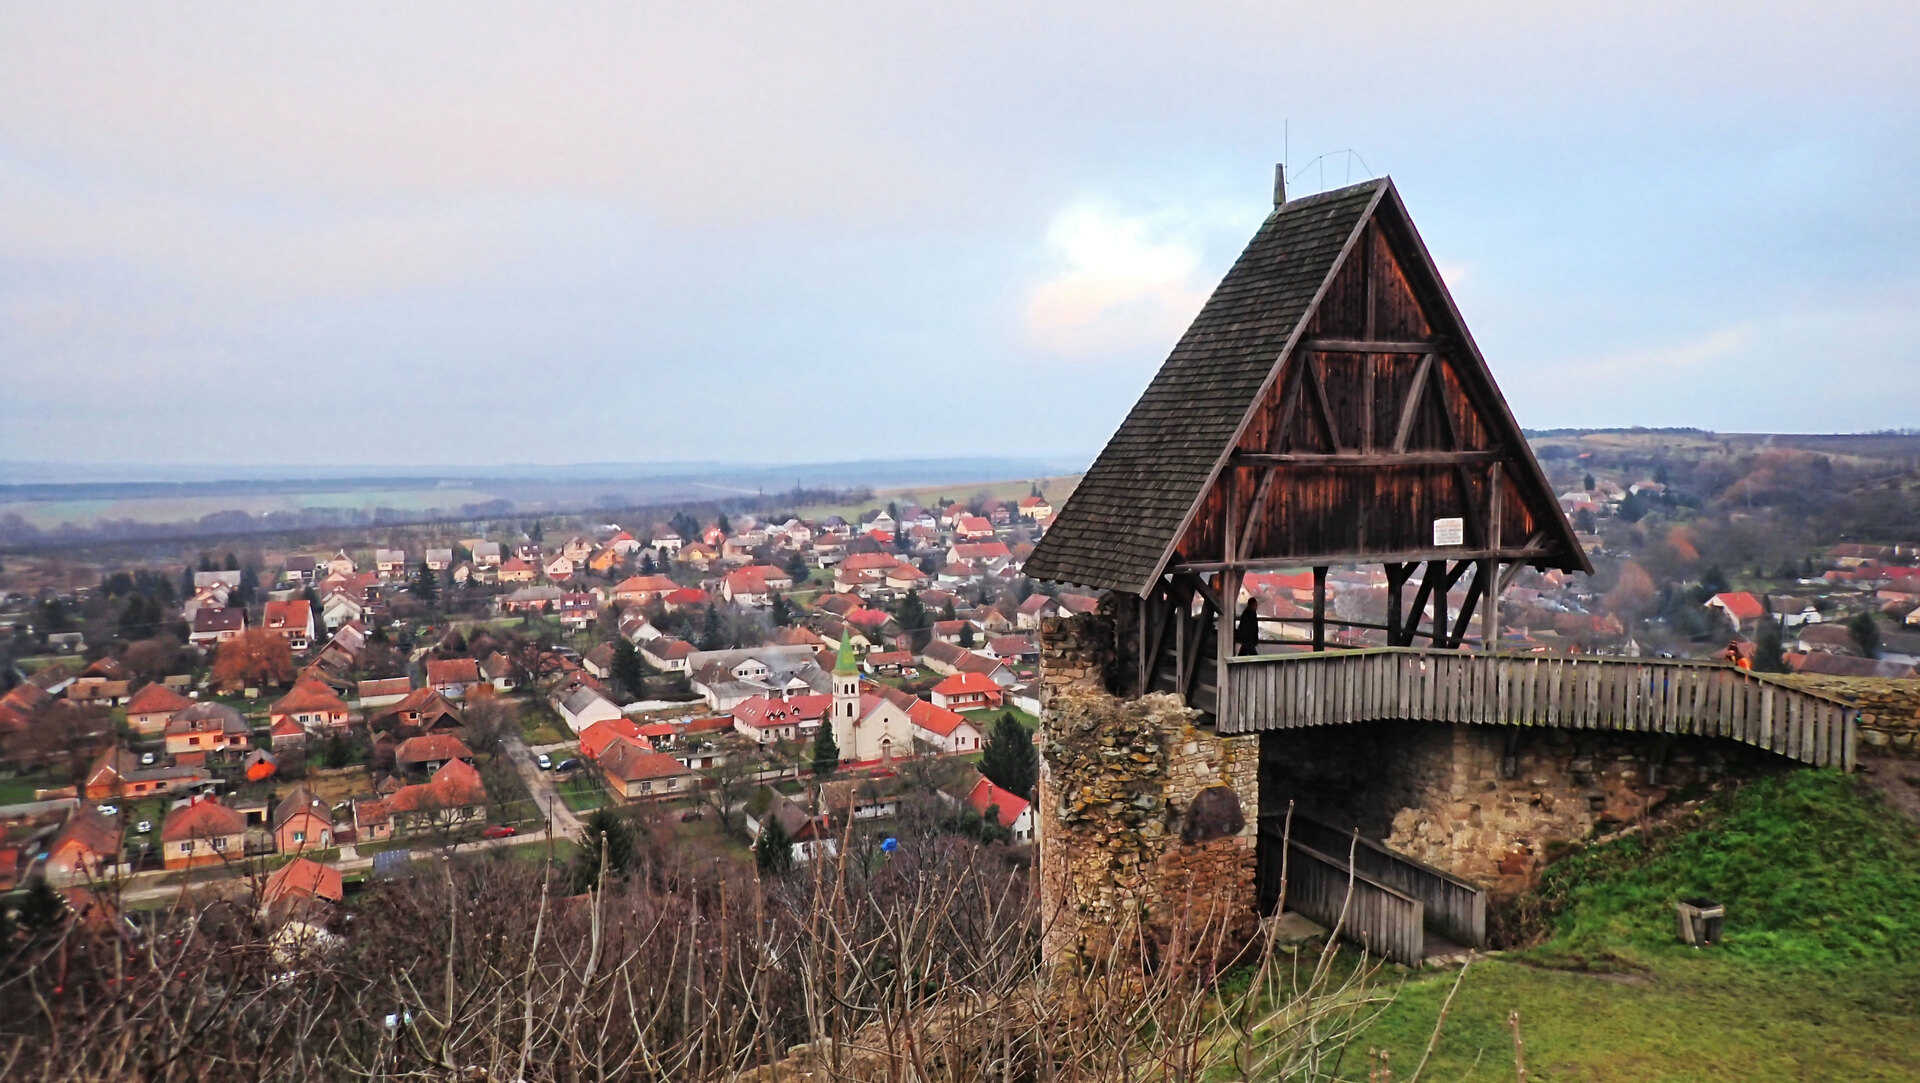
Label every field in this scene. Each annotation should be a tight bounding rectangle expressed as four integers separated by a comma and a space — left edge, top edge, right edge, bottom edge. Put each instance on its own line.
1343, 771, 1920, 1080
793, 474, 1081, 523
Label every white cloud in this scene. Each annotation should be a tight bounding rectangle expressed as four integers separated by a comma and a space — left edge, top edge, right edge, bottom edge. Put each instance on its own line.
1022, 200, 1216, 360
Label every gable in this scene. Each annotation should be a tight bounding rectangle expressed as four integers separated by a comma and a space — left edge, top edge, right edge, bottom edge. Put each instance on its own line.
1026, 176, 1585, 593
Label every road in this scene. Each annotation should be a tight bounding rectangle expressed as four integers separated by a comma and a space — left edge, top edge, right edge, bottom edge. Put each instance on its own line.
501, 734, 583, 838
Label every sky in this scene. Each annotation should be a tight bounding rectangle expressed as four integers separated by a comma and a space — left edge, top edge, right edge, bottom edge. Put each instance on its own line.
3, 3, 1917, 470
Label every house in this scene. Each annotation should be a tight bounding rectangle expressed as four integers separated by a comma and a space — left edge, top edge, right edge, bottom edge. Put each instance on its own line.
618, 611, 659, 645
722, 567, 776, 607
1797, 623, 1859, 655
501, 584, 564, 613
578, 717, 647, 761
189, 606, 247, 648
472, 541, 503, 568
931, 672, 1004, 712
964, 776, 1034, 843
613, 574, 681, 607
687, 645, 830, 711
375, 548, 408, 579
662, 587, 709, 612
1017, 496, 1052, 520
261, 856, 344, 915
320, 590, 364, 631
269, 716, 308, 752
953, 515, 995, 540
164, 702, 252, 758
1705, 591, 1767, 635
596, 737, 695, 800
425, 657, 481, 700
562, 536, 595, 563
640, 636, 694, 673
384, 759, 489, 831
83, 746, 211, 800
918, 639, 979, 676
162, 796, 247, 869
606, 530, 643, 556
556, 592, 599, 629
395, 734, 474, 773
649, 529, 684, 556
271, 785, 335, 854
875, 685, 982, 753
269, 678, 351, 735
543, 553, 577, 582
1016, 595, 1063, 630
731, 693, 831, 745
498, 558, 537, 584
262, 599, 315, 651
424, 548, 454, 572
587, 547, 626, 576
984, 635, 1039, 664
326, 550, 357, 576
374, 687, 465, 733
357, 676, 413, 708
125, 682, 194, 736
480, 651, 519, 692
744, 788, 835, 865
554, 685, 624, 734
824, 641, 917, 763
45, 808, 124, 884
583, 642, 618, 680
281, 555, 319, 585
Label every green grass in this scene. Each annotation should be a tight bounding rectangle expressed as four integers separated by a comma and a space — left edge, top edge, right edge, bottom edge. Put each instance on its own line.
0, 772, 63, 804
555, 773, 610, 812
1347, 772, 1920, 1080
516, 702, 572, 746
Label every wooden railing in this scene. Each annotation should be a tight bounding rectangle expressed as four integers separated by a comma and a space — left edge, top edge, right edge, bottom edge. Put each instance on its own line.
1282, 813, 1486, 950
1220, 648, 1856, 769
1270, 835, 1427, 966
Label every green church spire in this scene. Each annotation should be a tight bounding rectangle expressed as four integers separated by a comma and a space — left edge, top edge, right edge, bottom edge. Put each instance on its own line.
834, 627, 858, 676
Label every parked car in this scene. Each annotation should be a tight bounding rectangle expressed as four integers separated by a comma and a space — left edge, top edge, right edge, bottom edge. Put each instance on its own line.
536, 753, 553, 770
555, 758, 581, 773
140, 751, 157, 766
96, 804, 119, 816
481, 824, 517, 839
679, 808, 703, 822
136, 819, 152, 834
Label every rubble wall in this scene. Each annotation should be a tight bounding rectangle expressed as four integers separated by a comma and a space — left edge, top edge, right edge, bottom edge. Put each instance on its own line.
1783, 675, 1920, 756
1037, 612, 1259, 970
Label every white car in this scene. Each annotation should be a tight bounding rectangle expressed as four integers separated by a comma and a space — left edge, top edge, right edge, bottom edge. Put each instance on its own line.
536, 753, 553, 770
140, 751, 157, 766
96, 804, 119, 816
136, 819, 153, 834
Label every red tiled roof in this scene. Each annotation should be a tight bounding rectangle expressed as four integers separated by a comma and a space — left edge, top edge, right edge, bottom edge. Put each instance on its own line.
161, 796, 246, 841
263, 599, 312, 630
387, 758, 487, 813
933, 672, 1001, 696
732, 693, 830, 733
125, 683, 193, 716
598, 738, 690, 783
1711, 592, 1766, 621
272, 678, 348, 715
614, 574, 679, 595
966, 776, 1029, 829
263, 857, 343, 905
395, 734, 473, 765
425, 657, 481, 685
664, 587, 708, 605
579, 717, 645, 760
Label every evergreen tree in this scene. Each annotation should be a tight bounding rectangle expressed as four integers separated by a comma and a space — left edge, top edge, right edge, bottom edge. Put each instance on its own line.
958, 622, 976, 649
716, 513, 731, 535
755, 816, 794, 875
574, 808, 637, 890
784, 550, 808, 581
224, 552, 240, 571
529, 519, 544, 543
894, 590, 929, 649
886, 501, 900, 522
1849, 612, 1881, 659
698, 603, 727, 650
234, 565, 259, 607
415, 560, 438, 603
811, 722, 840, 779
770, 593, 793, 627
640, 551, 656, 575
1583, 473, 1596, 491
611, 640, 645, 697
1752, 618, 1788, 673
1699, 566, 1730, 596
980, 712, 1037, 797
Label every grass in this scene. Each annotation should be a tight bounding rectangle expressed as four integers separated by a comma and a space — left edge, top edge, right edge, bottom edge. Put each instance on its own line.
0, 772, 63, 804
555, 773, 610, 813
1346, 772, 1920, 1080
516, 701, 572, 746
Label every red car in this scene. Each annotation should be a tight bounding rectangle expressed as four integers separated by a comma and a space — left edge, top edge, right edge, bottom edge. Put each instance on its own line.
481, 824, 518, 839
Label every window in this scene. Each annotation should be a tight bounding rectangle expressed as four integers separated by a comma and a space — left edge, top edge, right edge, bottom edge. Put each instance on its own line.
293, 831, 305, 844
179, 842, 193, 854
211, 836, 228, 851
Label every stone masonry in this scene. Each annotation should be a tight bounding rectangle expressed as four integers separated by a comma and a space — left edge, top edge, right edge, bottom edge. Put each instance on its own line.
1037, 611, 1260, 971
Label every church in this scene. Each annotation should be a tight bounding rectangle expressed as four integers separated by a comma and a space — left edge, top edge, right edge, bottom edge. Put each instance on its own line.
829, 632, 916, 763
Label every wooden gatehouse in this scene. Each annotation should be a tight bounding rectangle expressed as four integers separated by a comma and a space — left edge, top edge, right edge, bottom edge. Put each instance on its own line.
1026, 171, 1855, 965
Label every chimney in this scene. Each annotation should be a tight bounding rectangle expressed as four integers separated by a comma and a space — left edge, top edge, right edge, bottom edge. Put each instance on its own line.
1273, 163, 1287, 208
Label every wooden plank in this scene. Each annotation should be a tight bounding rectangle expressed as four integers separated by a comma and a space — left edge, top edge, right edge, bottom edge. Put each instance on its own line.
1391, 352, 1436, 452
1231, 449, 1502, 468
1305, 355, 1346, 453
1303, 337, 1443, 354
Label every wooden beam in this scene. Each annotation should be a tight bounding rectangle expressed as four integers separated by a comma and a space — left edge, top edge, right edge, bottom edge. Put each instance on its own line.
1172, 545, 1557, 575
1312, 566, 1328, 652
1238, 466, 1279, 559
1391, 352, 1435, 452
1304, 338, 1443, 354
1385, 562, 1412, 645
1450, 565, 1486, 648
1232, 449, 1500, 468
1304, 356, 1346, 453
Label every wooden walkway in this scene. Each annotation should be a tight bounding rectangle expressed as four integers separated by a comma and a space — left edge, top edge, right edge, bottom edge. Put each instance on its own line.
1219, 648, 1856, 769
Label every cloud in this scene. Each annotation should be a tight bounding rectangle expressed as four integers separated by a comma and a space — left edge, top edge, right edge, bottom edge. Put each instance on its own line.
1021, 201, 1217, 360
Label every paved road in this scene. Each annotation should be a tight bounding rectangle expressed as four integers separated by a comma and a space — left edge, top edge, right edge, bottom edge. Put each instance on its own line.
502, 735, 583, 838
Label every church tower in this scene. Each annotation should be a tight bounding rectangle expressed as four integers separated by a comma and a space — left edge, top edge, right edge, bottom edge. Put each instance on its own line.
831, 628, 860, 762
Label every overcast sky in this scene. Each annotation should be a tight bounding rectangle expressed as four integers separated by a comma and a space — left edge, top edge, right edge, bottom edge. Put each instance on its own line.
3, 3, 1916, 469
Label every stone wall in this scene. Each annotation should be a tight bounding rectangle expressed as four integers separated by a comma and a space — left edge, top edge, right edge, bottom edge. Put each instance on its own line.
1259, 722, 1784, 897
1784, 675, 1920, 756
1037, 612, 1260, 971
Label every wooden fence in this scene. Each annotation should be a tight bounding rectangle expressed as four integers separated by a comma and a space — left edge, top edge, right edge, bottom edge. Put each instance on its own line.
1283, 813, 1486, 949
1221, 648, 1855, 768
1269, 833, 1427, 966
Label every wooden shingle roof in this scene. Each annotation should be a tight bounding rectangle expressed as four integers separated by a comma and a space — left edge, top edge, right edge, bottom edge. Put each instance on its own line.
1026, 179, 1388, 593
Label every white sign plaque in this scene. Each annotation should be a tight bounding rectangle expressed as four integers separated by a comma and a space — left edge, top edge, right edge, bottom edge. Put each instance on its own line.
1433, 517, 1465, 547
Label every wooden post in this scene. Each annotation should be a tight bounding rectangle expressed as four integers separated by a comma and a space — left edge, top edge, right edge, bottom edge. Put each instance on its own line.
1386, 562, 1407, 646
1431, 560, 1450, 649
1480, 559, 1498, 650
1312, 565, 1328, 651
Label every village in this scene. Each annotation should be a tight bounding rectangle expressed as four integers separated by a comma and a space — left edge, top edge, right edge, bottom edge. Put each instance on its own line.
2, 453, 1916, 919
